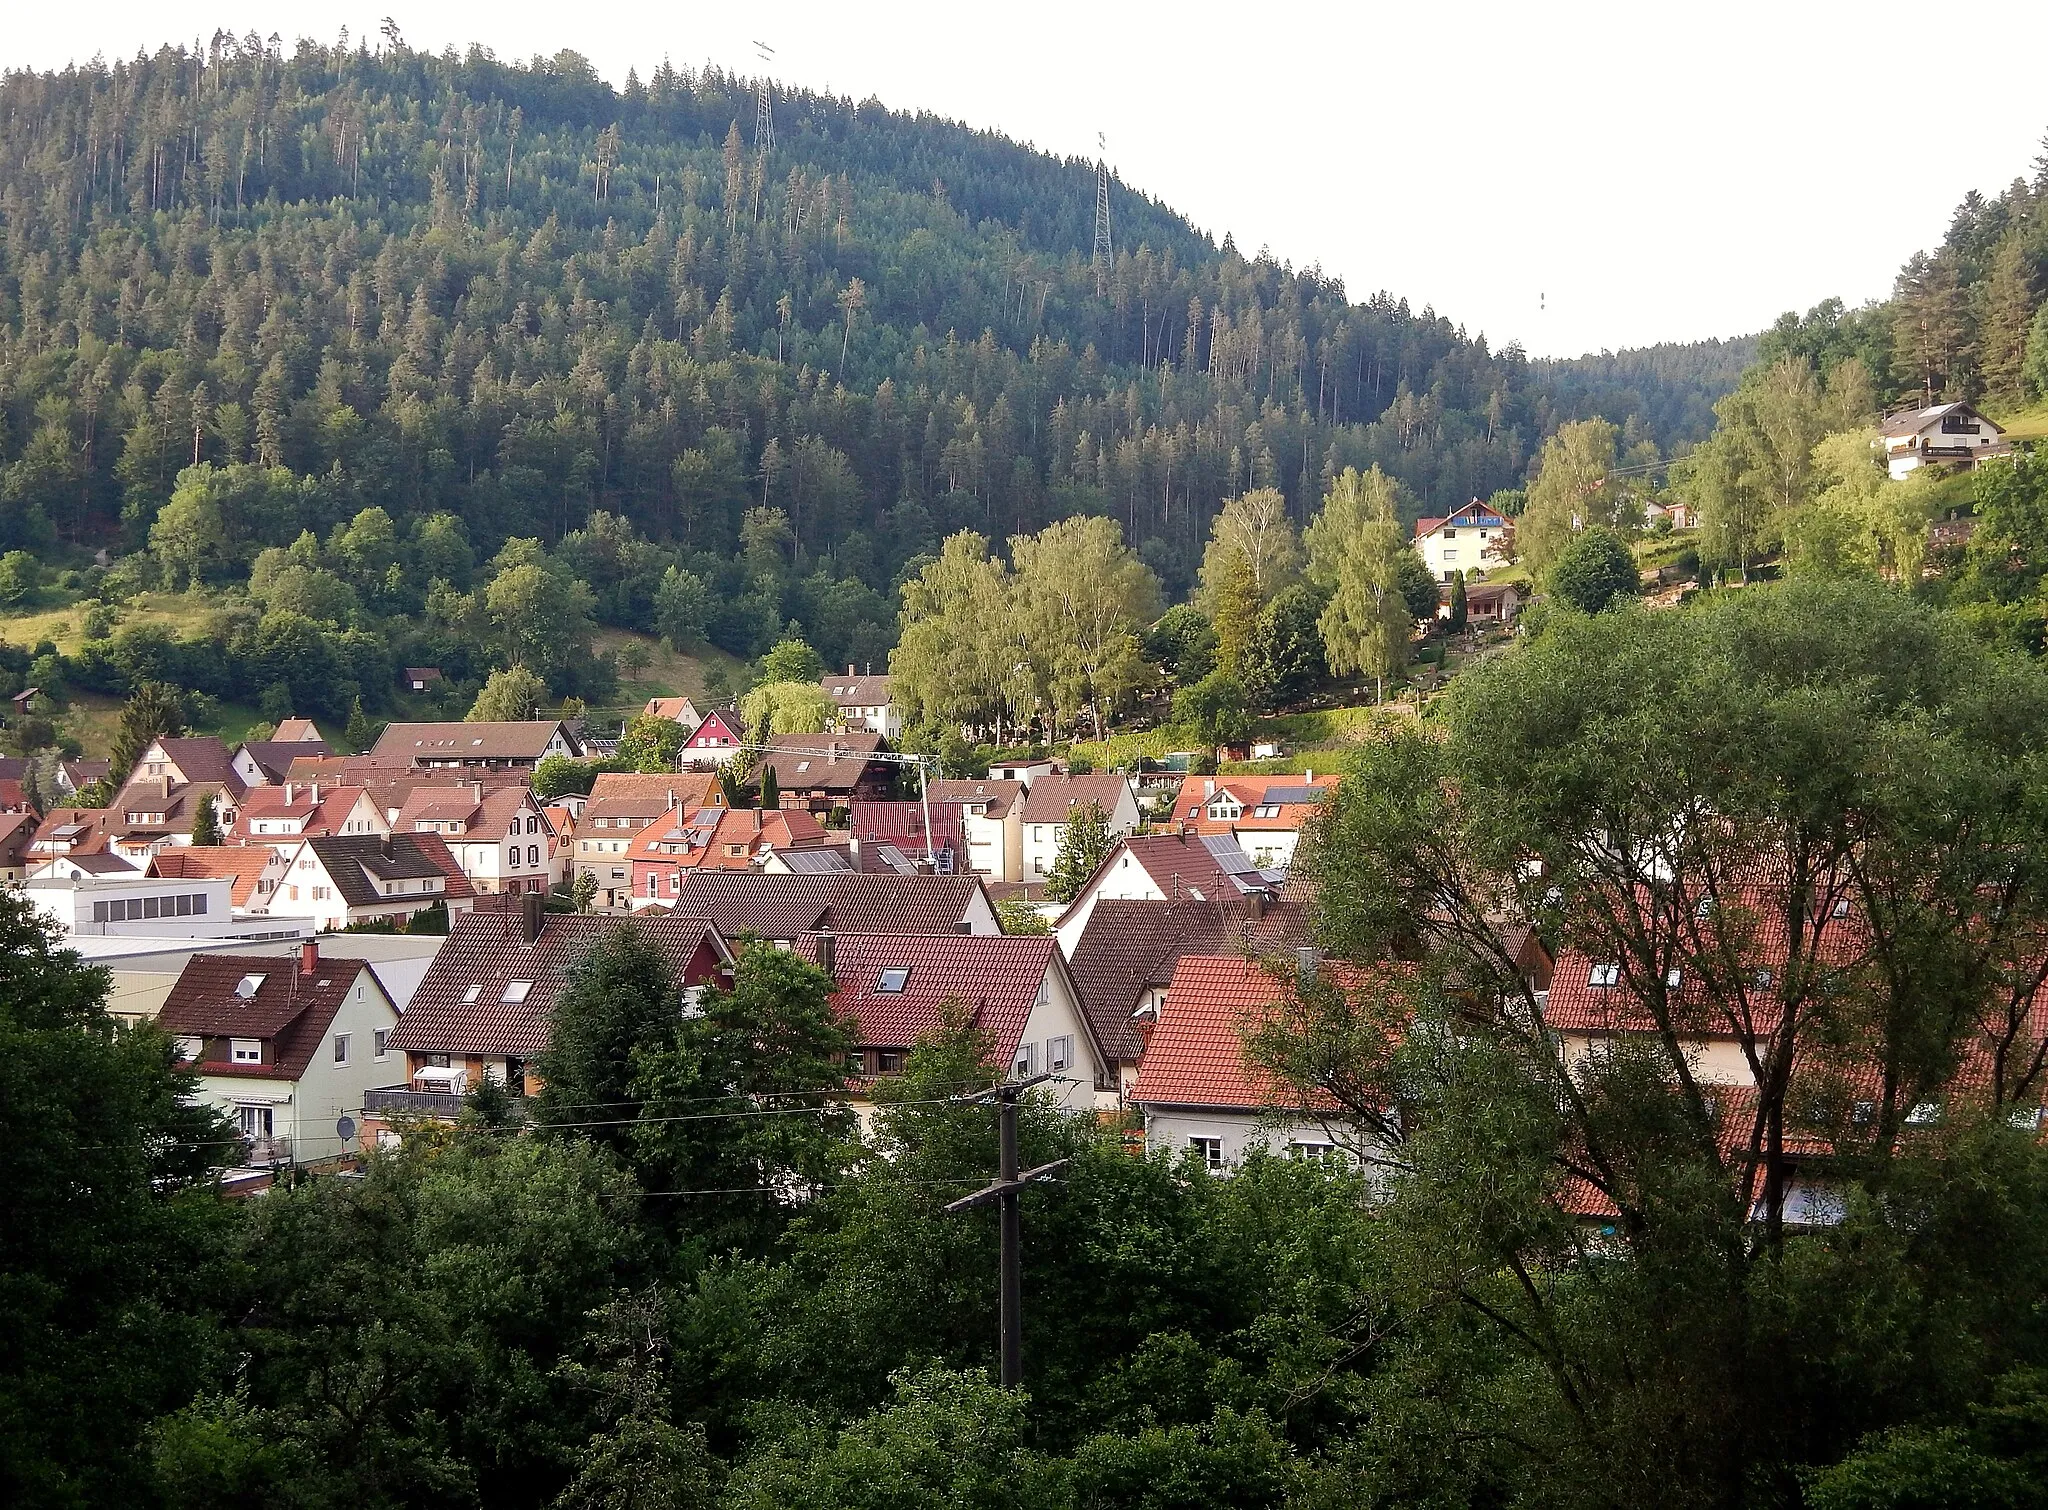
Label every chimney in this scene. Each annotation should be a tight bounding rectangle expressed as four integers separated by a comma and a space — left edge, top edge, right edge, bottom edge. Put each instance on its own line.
519, 890, 546, 943
847, 663, 855, 677
1246, 890, 1266, 921
299, 936, 319, 977
310, 780, 320, 805
284, 781, 296, 805
666, 788, 676, 810
1295, 946, 1320, 987
1203, 779, 1216, 799
814, 929, 836, 977
956, 919, 973, 934
1304, 768, 1313, 783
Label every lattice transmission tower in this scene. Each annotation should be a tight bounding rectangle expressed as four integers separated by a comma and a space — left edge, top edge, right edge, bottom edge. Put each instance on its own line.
752, 41, 776, 155
1093, 133, 1113, 297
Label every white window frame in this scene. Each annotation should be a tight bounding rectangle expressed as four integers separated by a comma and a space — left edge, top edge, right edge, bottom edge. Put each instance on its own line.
230, 1038, 262, 1064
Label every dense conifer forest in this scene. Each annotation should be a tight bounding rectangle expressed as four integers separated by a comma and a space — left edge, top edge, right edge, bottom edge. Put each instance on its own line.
0, 34, 1735, 710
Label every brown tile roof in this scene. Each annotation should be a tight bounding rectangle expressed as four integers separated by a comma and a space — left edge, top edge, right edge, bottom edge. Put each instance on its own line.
670, 870, 989, 941
388, 910, 733, 1058
757, 732, 887, 795
393, 784, 544, 837
148, 845, 278, 907
271, 719, 323, 743
1061, 833, 1282, 919
230, 783, 371, 839
926, 778, 1024, 819
150, 736, 241, 790
158, 950, 378, 1081
1066, 896, 1313, 1061
820, 672, 893, 707
301, 832, 476, 907
796, 931, 1060, 1061
30, 807, 118, 855
238, 738, 334, 782
1020, 773, 1132, 824
371, 720, 575, 762
641, 696, 700, 723
0, 811, 36, 867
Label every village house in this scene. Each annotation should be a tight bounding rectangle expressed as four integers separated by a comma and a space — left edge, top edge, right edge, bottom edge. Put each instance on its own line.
1453, 579, 1524, 626
797, 929, 1111, 1118
1415, 499, 1510, 583
820, 668, 903, 739
109, 735, 246, 855
927, 778, 1027, 881
370, 719, 585, 771
758, 732, 895, 813
0, 810, 36, 881
574, 771, 723, 910
1020, 774, 1142, 880
157, 938, 403, 1166
625, 805, 826, 907
230, 731, 334, 789
265, 832, 475, 931
149, 845, 293, 918
56, 758, 110, 798
1053, 832, 1286, 952
229, 782, 389, 846
1063, 894, 1314, 1094
641, 694, 701, 728
1879, 401, 2010, 482
391, 782, 558, 895
847, 797, 968, 875
368, 899, 734, 1134
403, 667, 443, 693
1130, 953, 1378, 1171
683, 708, 748, 765
1171, 773, 1339, 870
670, 869, 999, 946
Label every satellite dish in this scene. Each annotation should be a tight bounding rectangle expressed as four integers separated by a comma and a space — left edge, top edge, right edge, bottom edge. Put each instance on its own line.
336, 1115, 357, 1149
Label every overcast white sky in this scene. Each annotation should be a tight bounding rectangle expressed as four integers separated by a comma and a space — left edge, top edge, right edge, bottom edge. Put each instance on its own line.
8, 1, 2046, 358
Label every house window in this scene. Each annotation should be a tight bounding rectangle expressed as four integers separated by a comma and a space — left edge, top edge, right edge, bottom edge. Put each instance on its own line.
230, 1038, 262, 1064
1047, 1035, 1074, 1072
1289, 1140, 1337, 1162
238, 1105, 273, 1137
462, 984, 482, 1004
1013, 1041, 1038, 1078
611, 867, 624, 880
528, 845, 540, 866
1906, 1101, 1942, 1126
1589, 963, 1621, 988
845, 1049, 869, 1074
1189, 1136, 1223, 1170
333, 1034, 350, 1064
877, 968, 910, 993
374, 1030, 390, 1060
1665, 968, 1683, 988
877, 1051, 904, 1073
175, 1035, 202, 1060
502, 980, 533, 1004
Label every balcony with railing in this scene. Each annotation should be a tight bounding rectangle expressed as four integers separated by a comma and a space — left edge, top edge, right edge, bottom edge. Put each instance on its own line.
242, 1134, 293, 1164
363, 1084, 468, 1120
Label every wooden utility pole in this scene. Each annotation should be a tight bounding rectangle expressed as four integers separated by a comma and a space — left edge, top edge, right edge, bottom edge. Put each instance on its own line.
944, 1075, 1068, 1388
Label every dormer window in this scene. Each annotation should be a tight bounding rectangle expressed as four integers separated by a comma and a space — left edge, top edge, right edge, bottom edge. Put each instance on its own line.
1589, 963, 1621, 988
462, 984, 482, 1003
501, 981, 533, 1004
230, 1038, 262, 1063
877, 968, 909, 993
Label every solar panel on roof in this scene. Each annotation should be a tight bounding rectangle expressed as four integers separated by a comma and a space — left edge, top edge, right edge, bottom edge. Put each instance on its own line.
1260, 785, 1323, 805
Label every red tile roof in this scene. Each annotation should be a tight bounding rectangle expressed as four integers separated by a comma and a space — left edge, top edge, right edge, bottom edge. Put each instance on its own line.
148, 845, 279, 907
1170, 773, 1339, 833
1130, 955, 1308, 1111
1130, 954, 1379, 1112
797, 931, 1061, 1061
1066, 897, 1314, 1061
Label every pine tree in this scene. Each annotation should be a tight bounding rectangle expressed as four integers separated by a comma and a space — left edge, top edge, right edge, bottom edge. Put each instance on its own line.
1978, 229, 2039, 404
345, 696, 373, 754
758, 764, 780, 811
1044, 799, 1113, 903
108, 682, 186, 786
189, 794, 221, 846
1448, 571, 1468, 634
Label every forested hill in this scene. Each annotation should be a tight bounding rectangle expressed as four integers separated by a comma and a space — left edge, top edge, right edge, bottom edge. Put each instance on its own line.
0, 36, 1726, 680
1530, 335, 1758, 455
